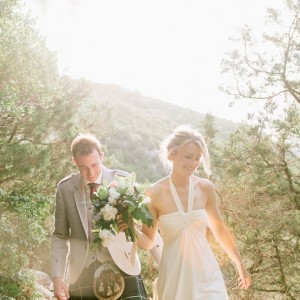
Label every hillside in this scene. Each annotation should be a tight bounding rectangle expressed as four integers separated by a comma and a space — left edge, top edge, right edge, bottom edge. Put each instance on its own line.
80, 81, 240, 182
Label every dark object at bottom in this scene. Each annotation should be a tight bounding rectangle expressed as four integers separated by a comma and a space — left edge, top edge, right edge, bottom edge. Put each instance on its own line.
69, 261, 148, 300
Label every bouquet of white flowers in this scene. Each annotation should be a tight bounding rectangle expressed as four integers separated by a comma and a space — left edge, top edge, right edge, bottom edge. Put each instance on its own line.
91, 173, 153, 248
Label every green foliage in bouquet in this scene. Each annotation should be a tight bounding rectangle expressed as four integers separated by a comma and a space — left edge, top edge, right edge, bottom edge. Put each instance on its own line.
91, 173, 153, 248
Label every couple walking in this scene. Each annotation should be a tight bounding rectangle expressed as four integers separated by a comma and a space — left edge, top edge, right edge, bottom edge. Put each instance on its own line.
51, 125, 251, 300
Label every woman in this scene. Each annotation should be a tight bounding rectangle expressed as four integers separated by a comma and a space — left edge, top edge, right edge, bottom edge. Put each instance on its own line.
142, 125, 251, 300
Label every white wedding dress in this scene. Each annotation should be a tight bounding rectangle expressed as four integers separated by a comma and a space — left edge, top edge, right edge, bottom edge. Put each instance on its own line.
153, 177, 228, 300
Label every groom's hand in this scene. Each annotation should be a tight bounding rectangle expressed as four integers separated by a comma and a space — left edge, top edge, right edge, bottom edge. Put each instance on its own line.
53, 276, 70, 300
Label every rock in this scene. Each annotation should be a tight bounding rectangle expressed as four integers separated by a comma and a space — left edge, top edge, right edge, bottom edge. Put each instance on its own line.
33, 270, 52, 288
35, 283, 53, 300
28, 269, 54, 299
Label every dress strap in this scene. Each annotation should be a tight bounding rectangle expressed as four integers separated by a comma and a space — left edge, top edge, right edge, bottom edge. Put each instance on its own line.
188, 177, 194, 213
169, 176, 194, 213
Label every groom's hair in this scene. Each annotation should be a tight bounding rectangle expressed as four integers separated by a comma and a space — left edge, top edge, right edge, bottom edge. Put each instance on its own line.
71, 133, 102, 158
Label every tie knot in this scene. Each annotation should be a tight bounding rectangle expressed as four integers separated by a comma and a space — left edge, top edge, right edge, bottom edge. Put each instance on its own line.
88, 182, 100, 198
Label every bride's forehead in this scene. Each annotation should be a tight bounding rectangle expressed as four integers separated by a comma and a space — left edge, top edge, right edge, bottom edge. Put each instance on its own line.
178, 142, 202, 153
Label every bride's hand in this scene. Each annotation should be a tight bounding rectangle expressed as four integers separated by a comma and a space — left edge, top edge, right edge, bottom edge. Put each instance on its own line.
116, 214, 128, 232
237, 263, 251, 289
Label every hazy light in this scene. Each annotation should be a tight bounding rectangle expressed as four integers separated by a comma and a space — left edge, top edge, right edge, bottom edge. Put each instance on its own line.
24, 0, 282, 122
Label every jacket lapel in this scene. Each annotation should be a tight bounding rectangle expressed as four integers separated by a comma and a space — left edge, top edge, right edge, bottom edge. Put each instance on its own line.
102, 166, 114, 183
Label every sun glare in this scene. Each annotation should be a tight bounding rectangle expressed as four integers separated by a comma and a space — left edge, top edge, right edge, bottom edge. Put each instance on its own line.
25, 0, 283, 122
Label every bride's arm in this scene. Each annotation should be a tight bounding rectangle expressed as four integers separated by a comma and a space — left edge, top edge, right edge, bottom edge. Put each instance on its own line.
136, 186, 160, 251
203, 179, 251, 289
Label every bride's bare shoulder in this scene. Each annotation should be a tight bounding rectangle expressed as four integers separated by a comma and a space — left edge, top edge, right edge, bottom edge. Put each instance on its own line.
193, 176, 215, 192
146, 177, 169, 200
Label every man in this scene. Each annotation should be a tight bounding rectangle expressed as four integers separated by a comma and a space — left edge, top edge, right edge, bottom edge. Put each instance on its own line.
51, 133, 157, 300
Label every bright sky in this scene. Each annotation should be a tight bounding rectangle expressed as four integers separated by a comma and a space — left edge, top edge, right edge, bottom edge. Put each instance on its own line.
23, 0, 283, 122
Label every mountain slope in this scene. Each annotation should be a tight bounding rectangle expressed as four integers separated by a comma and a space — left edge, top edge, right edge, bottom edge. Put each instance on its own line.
82, 81, 240, 182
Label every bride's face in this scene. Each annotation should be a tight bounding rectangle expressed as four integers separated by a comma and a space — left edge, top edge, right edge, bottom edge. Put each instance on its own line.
171, 142, 202, 175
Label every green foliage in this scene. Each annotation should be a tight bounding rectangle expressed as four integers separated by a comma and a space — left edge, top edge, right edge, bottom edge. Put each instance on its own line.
138, 249, 158, 297
0, 270, 41, 300
201, 112, 218, 143
5, 192, 54, 221
217, 2, 300, 298
220, 0, 300, 106
0, 195, 46, 278
0, 0, 89, 296
215, 104, 300, 299
0, 0, 89, 193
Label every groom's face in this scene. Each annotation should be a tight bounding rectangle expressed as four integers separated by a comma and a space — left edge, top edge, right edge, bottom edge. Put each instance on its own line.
73, 148, 103, 182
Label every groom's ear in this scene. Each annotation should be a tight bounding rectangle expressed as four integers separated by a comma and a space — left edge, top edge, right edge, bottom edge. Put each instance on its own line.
72, 156, 77, 166
99, 151, 104, 161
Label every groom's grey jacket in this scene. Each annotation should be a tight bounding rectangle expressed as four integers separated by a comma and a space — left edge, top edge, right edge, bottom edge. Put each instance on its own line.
50, 166, 143, 284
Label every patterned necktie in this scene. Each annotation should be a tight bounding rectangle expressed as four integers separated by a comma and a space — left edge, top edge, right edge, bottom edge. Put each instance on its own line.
87, 182, 99, 242
88, 182, 100, 199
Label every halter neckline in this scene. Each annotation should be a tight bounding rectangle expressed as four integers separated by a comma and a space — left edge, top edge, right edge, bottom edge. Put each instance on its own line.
169, 176, 194, 213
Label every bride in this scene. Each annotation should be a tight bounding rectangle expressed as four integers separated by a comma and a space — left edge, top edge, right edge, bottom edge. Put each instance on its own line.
142, 125, 251, 300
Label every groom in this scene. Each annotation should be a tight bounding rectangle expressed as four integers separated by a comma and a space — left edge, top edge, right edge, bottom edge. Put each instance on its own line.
51, 133, 157, 300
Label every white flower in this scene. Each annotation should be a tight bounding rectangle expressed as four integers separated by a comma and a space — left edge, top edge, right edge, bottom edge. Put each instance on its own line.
127, 186, 135, 196
116, 177, 126, 189
99, 229, 114, 247
108, 196, 116, 205
109, 188, 120, 200
100, 204, 118, 221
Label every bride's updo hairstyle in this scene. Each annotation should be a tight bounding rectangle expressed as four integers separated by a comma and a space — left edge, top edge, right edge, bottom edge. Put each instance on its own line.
159, 125, 211, 176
